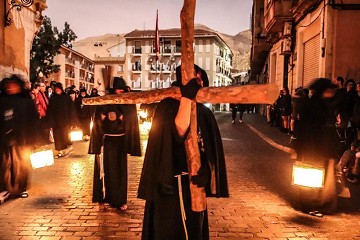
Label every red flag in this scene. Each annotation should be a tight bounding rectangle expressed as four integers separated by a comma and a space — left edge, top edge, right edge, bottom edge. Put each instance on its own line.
155, 10, 159, 61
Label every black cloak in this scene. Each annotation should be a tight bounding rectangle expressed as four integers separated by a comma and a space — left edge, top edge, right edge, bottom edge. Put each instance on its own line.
75, 92, 91, 136
138, 98, 228, 240
88, 104, 141, 156
138, 98, 228, 199
47, 92, 77, 151
89, 103, 141, 208
0, 88, 40, 194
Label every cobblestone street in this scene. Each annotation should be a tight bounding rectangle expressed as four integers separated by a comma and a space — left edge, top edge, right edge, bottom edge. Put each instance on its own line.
1, 112, 360, 240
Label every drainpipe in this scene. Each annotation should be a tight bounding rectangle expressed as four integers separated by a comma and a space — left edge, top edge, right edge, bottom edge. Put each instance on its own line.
321, 0, 326, 58
283, 55, 289, 88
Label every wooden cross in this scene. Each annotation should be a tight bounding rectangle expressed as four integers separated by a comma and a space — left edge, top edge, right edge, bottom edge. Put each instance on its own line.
83, 0, 278, 212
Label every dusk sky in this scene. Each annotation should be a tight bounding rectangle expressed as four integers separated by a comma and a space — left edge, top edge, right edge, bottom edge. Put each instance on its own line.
44, 0, 253, 40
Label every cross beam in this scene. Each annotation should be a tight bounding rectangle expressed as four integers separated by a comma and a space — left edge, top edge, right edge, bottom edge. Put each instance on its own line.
82, 84, 279, 106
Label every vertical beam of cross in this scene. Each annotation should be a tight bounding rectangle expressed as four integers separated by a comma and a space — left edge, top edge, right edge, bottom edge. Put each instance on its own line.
180, 0, 207, 212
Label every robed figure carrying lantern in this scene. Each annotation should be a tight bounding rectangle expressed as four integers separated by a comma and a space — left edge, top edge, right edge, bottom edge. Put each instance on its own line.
0, 75, 40, 198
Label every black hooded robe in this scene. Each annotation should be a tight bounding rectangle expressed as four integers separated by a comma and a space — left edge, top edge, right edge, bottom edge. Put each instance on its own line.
138, 98, 229, 240
89, 104, 141, 208
47, 93, 76, 151
0, 92, 40, 194
75, 94, 91, 136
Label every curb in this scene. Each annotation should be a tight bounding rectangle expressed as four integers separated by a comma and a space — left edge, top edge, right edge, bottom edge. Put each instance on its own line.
247, 123, 293, 154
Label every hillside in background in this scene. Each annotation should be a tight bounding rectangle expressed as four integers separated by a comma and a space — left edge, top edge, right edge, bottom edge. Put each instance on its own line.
73, 33, 126, 59
73, 25, 251, 72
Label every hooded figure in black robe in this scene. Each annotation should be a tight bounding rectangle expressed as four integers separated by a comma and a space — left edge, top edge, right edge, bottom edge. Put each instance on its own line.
88, 77, 141, 210
0, 75, 40, 197
75, 88, 91, 138
293, 78, 340, 214
138, 65, 229, 240
47, 82, 77, 156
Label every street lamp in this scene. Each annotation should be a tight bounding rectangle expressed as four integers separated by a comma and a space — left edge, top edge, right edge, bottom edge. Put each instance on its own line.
5, 0, 34, 27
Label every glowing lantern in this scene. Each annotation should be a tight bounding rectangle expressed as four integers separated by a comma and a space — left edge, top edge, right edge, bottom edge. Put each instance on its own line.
30, 149, 54, 169
90, 120, 94, 131
142, 121, 152, 131
292, 163, 325, 188
140, 121, 152, 135
139, 110, 148, 119
70, 129, 83, 142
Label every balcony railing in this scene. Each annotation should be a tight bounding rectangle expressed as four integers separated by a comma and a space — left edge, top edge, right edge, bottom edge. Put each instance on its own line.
132, 63, 142, 71
150, 63, 176, 72
65, 72, 75, 78
150, 46, 182, 55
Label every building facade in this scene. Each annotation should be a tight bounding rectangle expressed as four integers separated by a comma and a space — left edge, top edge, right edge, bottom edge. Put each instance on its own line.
51, 45, 96, 93
121, 28, 233, 91
251, 0, 360, 94
1, 0, 47, 80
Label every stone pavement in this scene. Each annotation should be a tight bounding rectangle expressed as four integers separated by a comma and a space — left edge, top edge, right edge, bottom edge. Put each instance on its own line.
1, 112, 360, 240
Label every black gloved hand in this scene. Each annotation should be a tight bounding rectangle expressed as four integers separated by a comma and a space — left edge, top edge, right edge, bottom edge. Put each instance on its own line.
180, 78, 201, 100
190, 163, 210, 187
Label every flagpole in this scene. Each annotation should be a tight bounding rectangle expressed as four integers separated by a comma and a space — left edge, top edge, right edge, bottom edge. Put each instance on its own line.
156, 59, 158, 89
155, 9, 159, 89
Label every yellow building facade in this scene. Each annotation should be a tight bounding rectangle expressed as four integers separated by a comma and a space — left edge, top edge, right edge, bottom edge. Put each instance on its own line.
51, 45, 96, 93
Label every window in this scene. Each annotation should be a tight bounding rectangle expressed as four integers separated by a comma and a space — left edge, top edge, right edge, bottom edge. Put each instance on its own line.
175, 40, 181, 53
163, 40, 172, 53
134, 41, 141, 54
118, 65, 123, 72
132, 61, 141, 71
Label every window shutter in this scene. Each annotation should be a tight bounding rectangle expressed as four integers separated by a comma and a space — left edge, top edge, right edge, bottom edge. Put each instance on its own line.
302, 34, 320, 87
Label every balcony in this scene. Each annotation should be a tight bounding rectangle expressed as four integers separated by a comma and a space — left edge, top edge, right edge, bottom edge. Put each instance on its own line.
163, 46, 172, 55
264, 0, 293, 42
161, 64, 171, 72
150, 64, 160, 72
132, 63, 142, 72
65, 72, 75, 79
